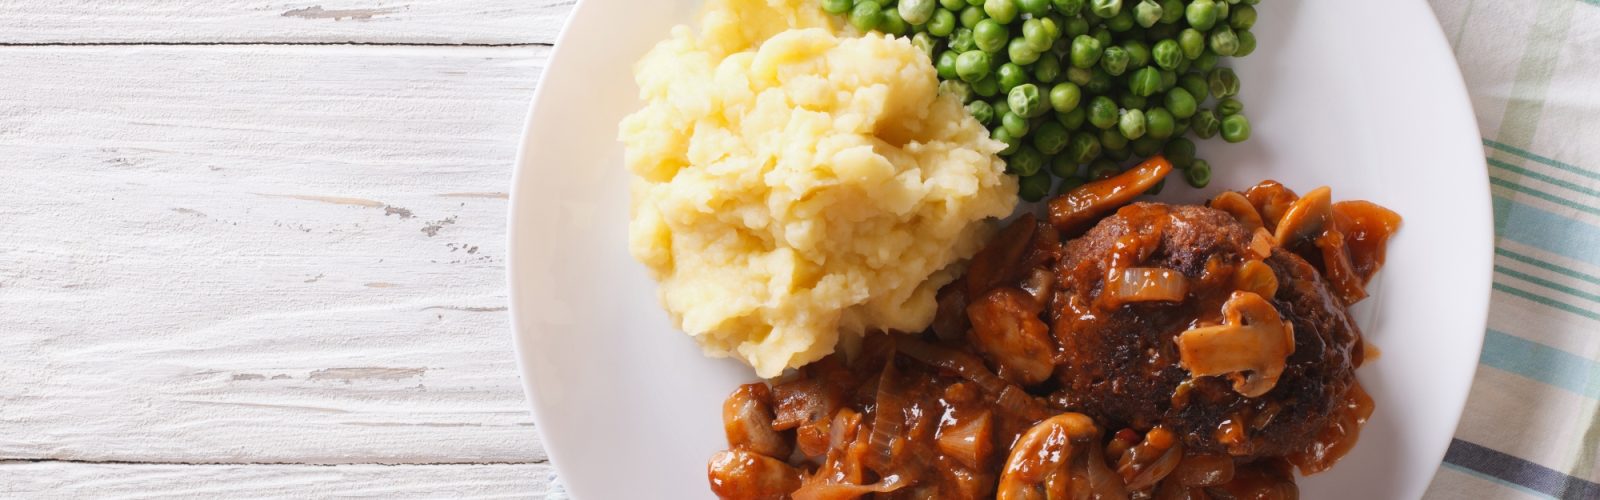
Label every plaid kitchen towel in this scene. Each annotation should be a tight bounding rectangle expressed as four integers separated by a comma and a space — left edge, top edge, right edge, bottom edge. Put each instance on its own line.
1423, 1, 1600, 499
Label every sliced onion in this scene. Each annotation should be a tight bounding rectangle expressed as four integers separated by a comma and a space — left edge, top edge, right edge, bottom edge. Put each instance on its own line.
1107, 267, 1190, 305
936, 411, 994, 470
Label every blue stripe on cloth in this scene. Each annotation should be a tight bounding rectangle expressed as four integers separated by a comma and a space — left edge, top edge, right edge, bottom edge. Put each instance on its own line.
1481, 330, 1600, 399
1493, 195, 1600, 268
1444, 439, 1600, 499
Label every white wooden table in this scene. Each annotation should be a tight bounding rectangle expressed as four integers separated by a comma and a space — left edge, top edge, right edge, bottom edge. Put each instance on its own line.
1, 1, 570, 497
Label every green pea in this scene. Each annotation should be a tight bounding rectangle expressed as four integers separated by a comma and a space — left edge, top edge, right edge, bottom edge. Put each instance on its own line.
1019, 171, 1053, 201
1180, 73, 1208, 102
1069, 35, 1104, 68
911, 32, 936, 58
974, 19, 1007, 52
936, 51, 960, 79
1116, 94, 1145, 111
1106, 9, 1135, 31
899, 0, 939, 25
1063, 16, 1090, 39
960, 5, 985, 27
1178, 28, 1205, 59
1122, 40, 1151, 69
973, 74, 1001, 96
1175, 54, 1191, 73
949, 27, 977, 51
1146, 22, 1178, 41
1087, 96, 1119, 129
1119, 108, 1147, 139
1159, 0, 1185, 23
1185, 0, 1218, 30
1089, 0, 1122, 18
879, 7, 908, 35
1008, 145, 1045, 176
1192, 109, 1220, 138
1134, 0, 1163, 27
1220, 113, 1251, 143
1165, 87, 1197, 118
850, 1, 885, 31
1033, 121, 1071, 154
1214, 1, 1230, 23
1132, 135, 1165, 157
1099, 126, 1129, 151
1020, 19, 1053, 52
1160, 70, 1178, 91
1058, 106, 1086, 129
1217, 97, 1243, 116
1009, 83, 1047, 117
1068, 131, 1102, 164
1066, 66, 1093, 85
1035, 57, 1063, 83
1186, 159, 1212, 188
822, 0, 855, 15
1164, 137, 1196, 168
942, 0, 969, 9
1209, 26, 1239, 56
1103, 144, 1132, 161
1019, 0, 1052, 16
1145, 107, 1175, 139
1092, 27, 1113, 48
1194, 51, 1219, 72
1172, 116, 1190, 135
956, 50, 993, 82
928, 8, 958, 35
1208, 67, 1240, 97
1234, 29, 1257, 57
1100, 46, 1130, 75
993, 126, 1022, 155
1152, 39, 1182, 69
1049, 82, 1082, 112
1085, 67, 1114, 94
1230, 4, 1257, 29
940, 80, 974, 102
984, 0, 1019, 23
1002, 111, 1031, 136
1051, 154, 1082, 178
1009, 38, 1043, 65
1089, 159, 1121, 179
1128, 66, 1163, 97
967, 100, 996, 126
996, 63, 1028, 91
1052, 0, 1085, 15
992, 97, 1011, 116
969, 0, 986, 7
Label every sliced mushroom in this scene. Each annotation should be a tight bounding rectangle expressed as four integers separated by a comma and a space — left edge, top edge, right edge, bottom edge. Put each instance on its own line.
1243, 180, 1299, 233
1176, 291, 1296, 398
997, 413, 1126, 500
967, 288, 1056, 386
723, 383, 792, 459
708, 449, 805, 500
1272, 186, 1331, 247
1208, 191, 1265, 232
1233, 260, 1279, 299
1048, 155, 1174, 234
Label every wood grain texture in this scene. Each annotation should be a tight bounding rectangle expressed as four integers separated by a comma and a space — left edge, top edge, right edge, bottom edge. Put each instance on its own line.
1, 461, 558, 499
0, 46, 550, 469
0, 0, 572, 45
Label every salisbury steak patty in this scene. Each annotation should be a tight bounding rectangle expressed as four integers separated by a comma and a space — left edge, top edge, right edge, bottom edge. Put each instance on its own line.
1050, 202, 1362, 458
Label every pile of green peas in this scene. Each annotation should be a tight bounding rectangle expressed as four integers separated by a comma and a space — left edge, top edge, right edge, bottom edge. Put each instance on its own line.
821, 0, 1259, 201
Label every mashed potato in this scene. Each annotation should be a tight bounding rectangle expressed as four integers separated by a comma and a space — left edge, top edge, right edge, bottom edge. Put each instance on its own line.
619, 0, 1017, 377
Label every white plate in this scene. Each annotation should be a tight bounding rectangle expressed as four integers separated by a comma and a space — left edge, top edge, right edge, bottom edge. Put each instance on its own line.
508, 1, 1492, 498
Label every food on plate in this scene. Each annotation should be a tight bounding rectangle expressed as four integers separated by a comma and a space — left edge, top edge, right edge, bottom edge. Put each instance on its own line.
619, 0, 1018, 377
707, 158, 1401, 498
820, 0, 1265, 198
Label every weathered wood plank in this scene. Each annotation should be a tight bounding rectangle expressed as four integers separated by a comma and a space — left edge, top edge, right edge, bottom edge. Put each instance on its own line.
1, 461, 558, 499
0, 0, 571, 45
0, 45, 550, 463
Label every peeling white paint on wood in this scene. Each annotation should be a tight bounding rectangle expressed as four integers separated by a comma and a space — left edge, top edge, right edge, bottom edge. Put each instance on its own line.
0, 38, 559, 494
0, 0, 574, 45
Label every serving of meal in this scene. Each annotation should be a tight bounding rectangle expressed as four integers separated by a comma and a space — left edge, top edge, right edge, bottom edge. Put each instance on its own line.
508, 0, 1493, 498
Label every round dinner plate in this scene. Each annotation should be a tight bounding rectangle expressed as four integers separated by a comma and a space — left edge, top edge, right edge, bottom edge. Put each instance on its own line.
508, 0, 1493, 498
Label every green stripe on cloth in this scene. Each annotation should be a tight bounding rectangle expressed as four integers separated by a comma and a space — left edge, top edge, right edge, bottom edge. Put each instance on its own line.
1492, 283, 1600, 322
1493, 0, 1576, 148
1486, 140, 1600, 181
1489, 177, 1600, 218
1489, 158, 1600, 200
1481, 330, 1600, 399
1496, 247, 1600, 288
1495, 265, 1600, 304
